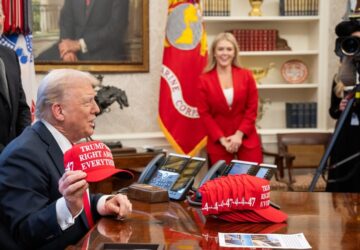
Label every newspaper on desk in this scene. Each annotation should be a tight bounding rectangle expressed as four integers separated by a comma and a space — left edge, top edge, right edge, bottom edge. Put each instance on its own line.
218, 232, 311, 249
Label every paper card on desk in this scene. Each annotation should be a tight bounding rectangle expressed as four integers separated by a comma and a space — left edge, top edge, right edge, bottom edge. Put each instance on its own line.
218, 233, 311, 249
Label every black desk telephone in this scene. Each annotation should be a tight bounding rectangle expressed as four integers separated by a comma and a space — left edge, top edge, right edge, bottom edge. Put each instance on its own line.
137, 153, 277, 204
137, 153, 206, 200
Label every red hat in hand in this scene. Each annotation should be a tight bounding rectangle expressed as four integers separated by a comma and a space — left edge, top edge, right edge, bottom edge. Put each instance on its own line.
64, 140, 133, 182
198, 175, 287, 223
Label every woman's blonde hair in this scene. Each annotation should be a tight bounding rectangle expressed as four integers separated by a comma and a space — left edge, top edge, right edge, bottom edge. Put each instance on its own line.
333, 73, 345, 98
203, 32, 241, 72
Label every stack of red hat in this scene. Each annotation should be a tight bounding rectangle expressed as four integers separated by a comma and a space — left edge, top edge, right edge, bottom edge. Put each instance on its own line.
198, 175, 287, 223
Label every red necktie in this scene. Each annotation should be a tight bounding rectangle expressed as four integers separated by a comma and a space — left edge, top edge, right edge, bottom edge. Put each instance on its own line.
83, 189, 94, 228
86, 0, 91, 6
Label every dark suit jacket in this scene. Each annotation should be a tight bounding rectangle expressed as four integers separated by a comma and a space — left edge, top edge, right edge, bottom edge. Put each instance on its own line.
60, 0, 129, 61
0, 45, 31, 153
197, 67, 261, 158
0, 121, 102, 250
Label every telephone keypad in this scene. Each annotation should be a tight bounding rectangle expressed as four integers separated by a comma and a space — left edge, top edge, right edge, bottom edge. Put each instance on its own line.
148, 170, 179, 190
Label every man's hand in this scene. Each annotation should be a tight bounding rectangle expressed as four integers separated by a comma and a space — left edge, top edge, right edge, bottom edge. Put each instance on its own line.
58, 171, 88, 217
59, 39, 81, 58
103, 194, 132, 220
62, 52, 78, 62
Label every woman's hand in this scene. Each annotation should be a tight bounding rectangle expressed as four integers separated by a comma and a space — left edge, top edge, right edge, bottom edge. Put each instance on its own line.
226, 130, 244, 153
339, 98, 348, 111
219, 137, 232, 153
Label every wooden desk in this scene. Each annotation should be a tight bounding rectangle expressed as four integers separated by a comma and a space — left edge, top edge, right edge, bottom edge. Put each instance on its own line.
69, 192, 360, 250
90, 149, 165, 194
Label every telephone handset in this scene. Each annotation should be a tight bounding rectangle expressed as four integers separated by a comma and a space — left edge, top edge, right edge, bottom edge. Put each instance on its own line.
137, 153, 166, 184
196, 160, 227, 188
137, 153, 206, 200
190, 160, 227, 204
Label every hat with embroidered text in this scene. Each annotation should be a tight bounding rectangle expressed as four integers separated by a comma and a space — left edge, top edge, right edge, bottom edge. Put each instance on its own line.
198, 175, 287, 223
64, 140, 133, 182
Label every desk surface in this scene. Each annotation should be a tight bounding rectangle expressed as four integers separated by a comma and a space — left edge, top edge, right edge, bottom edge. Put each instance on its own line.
69, 192, 360, 250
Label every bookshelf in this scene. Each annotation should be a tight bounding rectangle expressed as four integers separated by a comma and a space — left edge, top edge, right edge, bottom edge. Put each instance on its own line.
203, 0, 330, 136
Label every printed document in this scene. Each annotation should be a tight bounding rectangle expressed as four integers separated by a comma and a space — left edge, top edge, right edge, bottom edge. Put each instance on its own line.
218, 233, 311, 249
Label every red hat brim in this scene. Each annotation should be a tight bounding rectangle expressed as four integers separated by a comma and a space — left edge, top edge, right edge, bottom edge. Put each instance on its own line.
252, 206, 288, 223
84, 167, 134, 182
218, 207, 287, 223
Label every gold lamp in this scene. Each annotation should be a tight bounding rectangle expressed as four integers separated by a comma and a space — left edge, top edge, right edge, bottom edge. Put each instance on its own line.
250, 62, 275, 84
248, 0, 264, 16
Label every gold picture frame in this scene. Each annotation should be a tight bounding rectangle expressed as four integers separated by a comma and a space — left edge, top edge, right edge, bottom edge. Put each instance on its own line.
32, 0, 149, 73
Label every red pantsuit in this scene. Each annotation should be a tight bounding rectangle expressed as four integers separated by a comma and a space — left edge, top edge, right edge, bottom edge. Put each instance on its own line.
198, 67, 262, 166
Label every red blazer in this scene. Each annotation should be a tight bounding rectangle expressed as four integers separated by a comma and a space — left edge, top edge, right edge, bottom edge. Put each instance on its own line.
198, 66, 260, 154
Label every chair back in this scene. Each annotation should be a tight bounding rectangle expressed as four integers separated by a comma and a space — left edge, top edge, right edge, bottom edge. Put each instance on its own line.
277, 132, 332, 169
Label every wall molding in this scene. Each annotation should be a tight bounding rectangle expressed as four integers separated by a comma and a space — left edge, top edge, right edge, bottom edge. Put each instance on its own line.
93, 132, 170, 149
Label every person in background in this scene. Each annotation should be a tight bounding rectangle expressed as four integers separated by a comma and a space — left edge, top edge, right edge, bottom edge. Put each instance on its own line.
326, 20, 360, 192
0, 2, 31, 153
197, 32, 262, 166
36, 0, 129, 61
0, 69, 132, 249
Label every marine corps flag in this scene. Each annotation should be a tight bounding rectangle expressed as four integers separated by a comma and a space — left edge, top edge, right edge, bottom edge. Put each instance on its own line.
158, 0, 207, 156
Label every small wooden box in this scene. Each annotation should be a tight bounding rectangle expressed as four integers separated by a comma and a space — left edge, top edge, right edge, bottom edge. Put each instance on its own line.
127, 183, 168, 203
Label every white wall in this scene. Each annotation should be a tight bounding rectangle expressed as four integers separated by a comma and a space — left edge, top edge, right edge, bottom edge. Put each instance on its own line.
34, 0, 347, 149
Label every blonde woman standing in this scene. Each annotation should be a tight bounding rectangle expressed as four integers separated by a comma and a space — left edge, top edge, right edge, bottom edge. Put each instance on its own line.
197, 32, 262, 166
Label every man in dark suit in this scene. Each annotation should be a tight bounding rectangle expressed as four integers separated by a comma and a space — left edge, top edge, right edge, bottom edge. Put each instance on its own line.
37, 0, 129, 61
0, 4, 31, 153
0, 69, 132, 249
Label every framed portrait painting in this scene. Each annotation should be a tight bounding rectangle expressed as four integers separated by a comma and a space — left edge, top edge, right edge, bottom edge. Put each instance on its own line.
32, 0, 149, 73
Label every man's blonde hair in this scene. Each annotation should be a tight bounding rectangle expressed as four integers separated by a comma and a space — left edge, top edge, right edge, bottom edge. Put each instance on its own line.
35, 69, 99, 121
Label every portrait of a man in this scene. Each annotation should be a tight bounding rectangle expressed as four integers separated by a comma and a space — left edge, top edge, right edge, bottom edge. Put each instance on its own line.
33, 0, 146, 66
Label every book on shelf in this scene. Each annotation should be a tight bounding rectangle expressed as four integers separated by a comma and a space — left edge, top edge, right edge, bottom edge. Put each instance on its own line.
203, 0, 230, 16
279, 0, 285, 16
285, 102, 317, 128
279, 0, 318, 16
231, 29, 277, 51
310, 102, 317, 128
